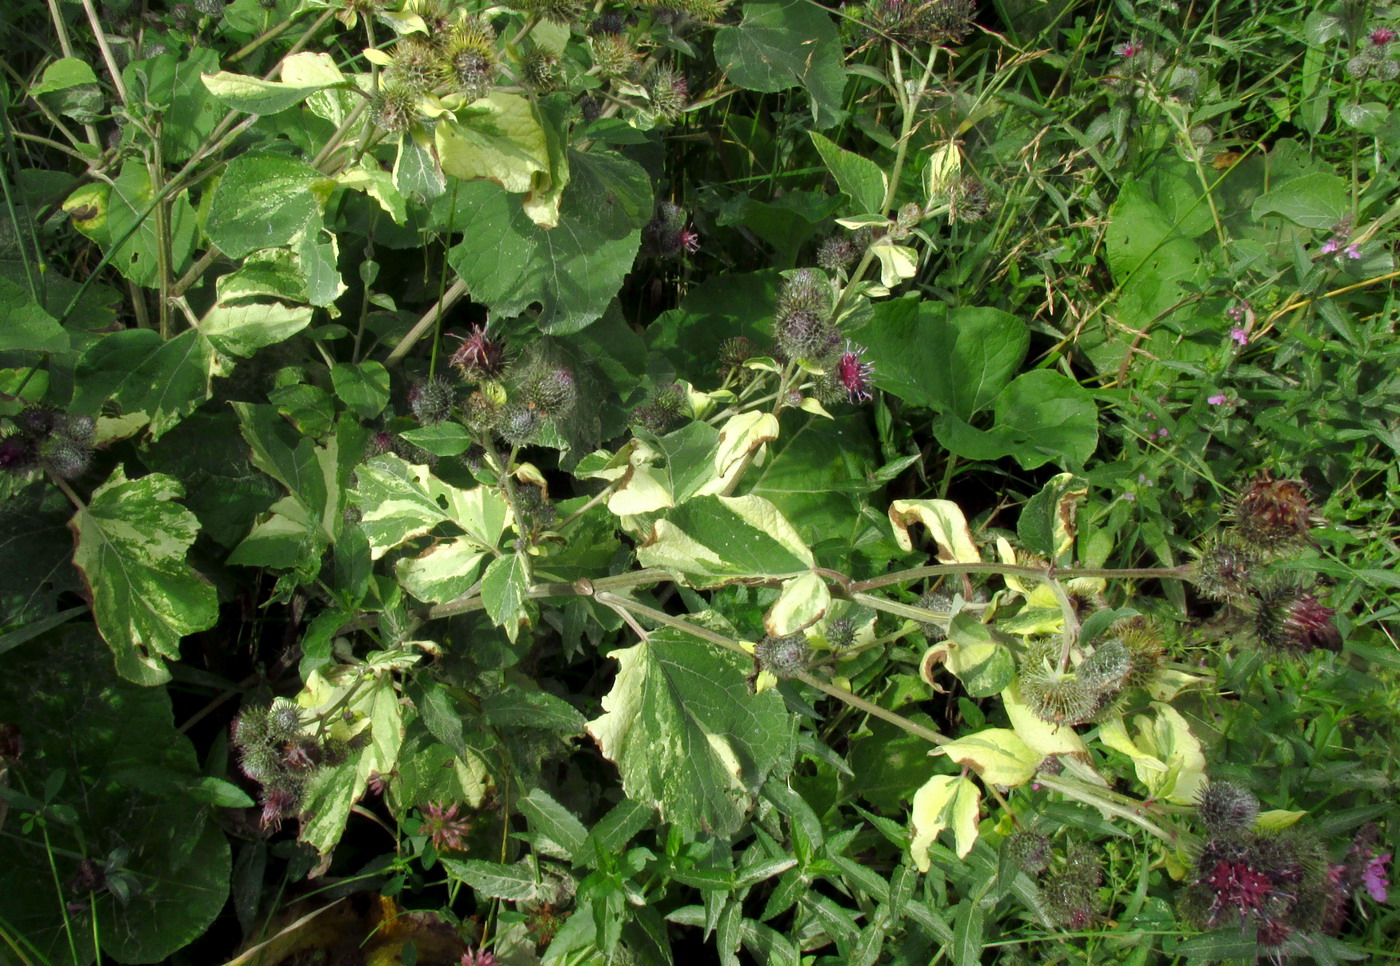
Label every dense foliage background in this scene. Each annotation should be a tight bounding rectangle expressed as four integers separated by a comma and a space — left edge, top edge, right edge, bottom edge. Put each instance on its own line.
1, 0, 1398, 962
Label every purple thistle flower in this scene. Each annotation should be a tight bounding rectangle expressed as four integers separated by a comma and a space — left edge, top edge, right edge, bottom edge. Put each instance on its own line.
1371, 27, 1396, 46
1363, 851, 1391, 902
836, 341, 875, 402
1230, 327, 1248, 346
679, 227, 700, 253
1115, 41, 1143, 57
1208, 394, 1228, 406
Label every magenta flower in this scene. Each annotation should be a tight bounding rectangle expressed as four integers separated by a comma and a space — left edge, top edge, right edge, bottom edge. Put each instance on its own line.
679, 227, 701, 253
1155, 428, 1169, 439
461, 951, 499, 966
1371, 27, 1396, 46
1208, 394, 1228, 405
1229, 327, 1248, 346
836, 341, 875, 402
1321, 238, 1340, 254
1344, 243, 1361, 259
1115, 41, 1143, 57
1363, 851, 1391, 902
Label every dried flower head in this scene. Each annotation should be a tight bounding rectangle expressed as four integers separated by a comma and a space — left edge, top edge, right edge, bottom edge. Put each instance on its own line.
1252, 584, 1341, 653
449, 324, 507, 381
372, 84, 419, 133
1231, 473, 1317, 550
384, 37, 442, 95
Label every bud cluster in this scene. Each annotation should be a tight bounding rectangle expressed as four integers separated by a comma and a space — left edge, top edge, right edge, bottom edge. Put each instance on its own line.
1027, 839, 1105, 930
770, 269, 877, 406
232, 698, 352, 831
862, 0, 977, 45
1, 404, 95, 480
1017, 621, 1163, 727
1178, 790, 1333, 949
1188, 472, 1342, 654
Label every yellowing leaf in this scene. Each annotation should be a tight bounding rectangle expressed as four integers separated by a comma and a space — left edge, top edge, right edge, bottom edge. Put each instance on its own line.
889, 499, 982, 562
1098, 703, 1206, 804
910, 775, 981, 870
435, 93, 549, 194
925, 142, 962, 203
940, 728, 1038, 787
1256, 809, 1306, 830
765, 572, 830, 637
700, 410, 779, 494
870, 239, 919, 289
608, 463, 676, 516
1002, 681, 1089, 757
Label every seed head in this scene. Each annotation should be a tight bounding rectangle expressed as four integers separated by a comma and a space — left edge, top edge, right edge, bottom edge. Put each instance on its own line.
1005, 829, 1051, 873
517, 363, 577, 417
14, 404, 59, 438
41, 436, 91, 479
632, 383, 687, 433
775, 310, 840, 364
441, 18, 498, 100
384, 37, 442, 96
1197, 781, 1259, 834
755, 633, 810, 679
915, 589, 954, 642
1190, 533, 1260, 601
947, 176, 991, 224
590, 34, 638, 79
463, 391, 502, 435
410, 376, 457, 425
647, 68, 688, 121
521, 50, 562, 92
719, 336, 753, 369
372, 84, 419, 134
497, 401, 542, 447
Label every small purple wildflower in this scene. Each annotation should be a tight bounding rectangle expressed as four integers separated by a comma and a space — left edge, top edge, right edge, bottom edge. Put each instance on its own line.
461, 950, 499, 966
1115, 41, 1143, 57
1121, 492, 1136, 503
1230, 327, 1248, 346
1344, 243, 1361, 259
836, 341, 875, 402
1208, 394, 1228, 406
679, 227, 700, 254
1321, 238, 1340, 254
1362, 851, 1391, 902
1155, 428, 1169, 439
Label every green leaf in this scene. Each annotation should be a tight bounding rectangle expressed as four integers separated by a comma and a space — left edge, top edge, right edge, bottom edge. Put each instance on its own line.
1018, 472, 1089, 561
636, 494, 815, 587
330, 361, 391, 419
445, 148, 651, 334
809, 131, 886, 214
440, 858, 543, 901
714, 0, 846, 127
586, 629, 794, 837
104, 160, 198, 288
482, 689, 586, 732
951, 899, 985, 966
934, 371, 1098, 470
395, 540, 487, 603
400, 422, 475, 456
1173, 928, 1260, 960
206, 152, 325, 258
0, 627, 230, 964
481, 553, 530, 627
199, 70, 325, 114
852, 300, 1029, 418
0, 275, 70, 353
518, 787, 589, 860
1251, 171, 1349, 229
30, 57, 99, 96
69, 468, 219, 685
